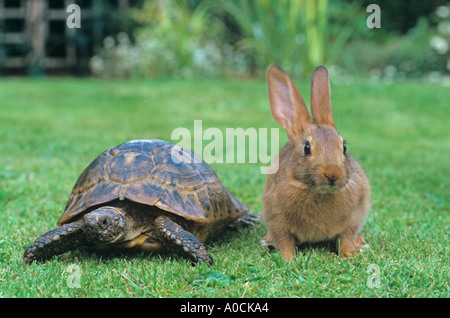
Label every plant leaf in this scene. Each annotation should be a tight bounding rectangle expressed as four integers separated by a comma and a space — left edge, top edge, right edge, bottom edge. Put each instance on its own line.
194, 271, 231, 287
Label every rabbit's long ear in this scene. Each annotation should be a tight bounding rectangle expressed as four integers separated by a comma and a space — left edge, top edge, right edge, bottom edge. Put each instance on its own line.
267, 64, 311, 140
310, 66, 335, 127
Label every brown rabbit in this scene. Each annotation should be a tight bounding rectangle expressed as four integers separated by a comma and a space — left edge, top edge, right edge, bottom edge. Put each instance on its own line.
262, 65, 371, 261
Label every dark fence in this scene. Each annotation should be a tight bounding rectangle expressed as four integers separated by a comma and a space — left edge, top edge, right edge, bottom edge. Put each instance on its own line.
0, 0, 137, 76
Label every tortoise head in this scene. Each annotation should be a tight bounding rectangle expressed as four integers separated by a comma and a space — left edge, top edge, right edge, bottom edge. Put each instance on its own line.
83, 207, 127, 244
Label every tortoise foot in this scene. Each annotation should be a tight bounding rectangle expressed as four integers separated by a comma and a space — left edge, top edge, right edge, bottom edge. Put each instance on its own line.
230, 212, 261, 228
155, 215, 213, 265
23, 220, 84, 264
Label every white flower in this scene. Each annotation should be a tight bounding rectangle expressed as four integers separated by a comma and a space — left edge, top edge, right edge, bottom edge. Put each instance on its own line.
117, 32, 131, 45
89, 56, 104, 73
430, 36, 448, 55
103, 37, 115, 50
436, 6, 450, 19
384, 64, 397, 77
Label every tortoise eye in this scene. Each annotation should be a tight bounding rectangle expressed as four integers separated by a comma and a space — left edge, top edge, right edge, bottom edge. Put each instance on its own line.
304, 141, 311, 155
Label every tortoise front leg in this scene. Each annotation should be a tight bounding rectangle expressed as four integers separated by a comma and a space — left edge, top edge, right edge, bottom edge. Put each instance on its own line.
23, 220, 85, 264
154, 215, 213, 265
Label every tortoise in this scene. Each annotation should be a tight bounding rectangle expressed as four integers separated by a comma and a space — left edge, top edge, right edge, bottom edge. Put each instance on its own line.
23, 139, 257, 264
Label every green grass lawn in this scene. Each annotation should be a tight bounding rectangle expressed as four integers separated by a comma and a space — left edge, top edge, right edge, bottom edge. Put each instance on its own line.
0, 77, 448, 298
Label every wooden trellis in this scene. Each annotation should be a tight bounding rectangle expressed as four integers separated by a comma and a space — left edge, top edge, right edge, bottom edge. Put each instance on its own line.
0, 0, 130, 75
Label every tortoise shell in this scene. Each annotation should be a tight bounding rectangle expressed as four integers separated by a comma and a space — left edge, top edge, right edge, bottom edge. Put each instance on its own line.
58, 139, 248, 226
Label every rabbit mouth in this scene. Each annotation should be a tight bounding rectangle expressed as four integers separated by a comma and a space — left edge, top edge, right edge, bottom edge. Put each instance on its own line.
312, 174, 348, 194
311, 164, 349, 194
315, 183, 345, 194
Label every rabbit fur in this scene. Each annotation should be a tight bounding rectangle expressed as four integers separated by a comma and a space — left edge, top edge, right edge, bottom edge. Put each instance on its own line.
262, 65, 371, 261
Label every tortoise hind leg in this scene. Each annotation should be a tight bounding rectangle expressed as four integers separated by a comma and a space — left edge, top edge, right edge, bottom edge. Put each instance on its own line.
230, 212, 261, 228
23, 220, 85, 264
154, 215, 213, 265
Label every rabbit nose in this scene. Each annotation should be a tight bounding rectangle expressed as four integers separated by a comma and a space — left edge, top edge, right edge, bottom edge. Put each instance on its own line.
325, 173, 338, 185
323, 166, 342, 185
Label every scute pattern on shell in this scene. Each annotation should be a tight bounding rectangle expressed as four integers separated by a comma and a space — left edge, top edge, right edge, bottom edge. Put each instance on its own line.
58, 139, 248, 226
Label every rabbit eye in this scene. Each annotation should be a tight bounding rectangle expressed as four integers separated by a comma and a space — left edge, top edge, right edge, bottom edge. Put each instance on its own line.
343, 143, 347, 154
304, 142, 311, 155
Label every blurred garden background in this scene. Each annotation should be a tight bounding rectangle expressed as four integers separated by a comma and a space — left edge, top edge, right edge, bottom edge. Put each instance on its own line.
0, 0, 448, 298
1, 0, 450, 81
